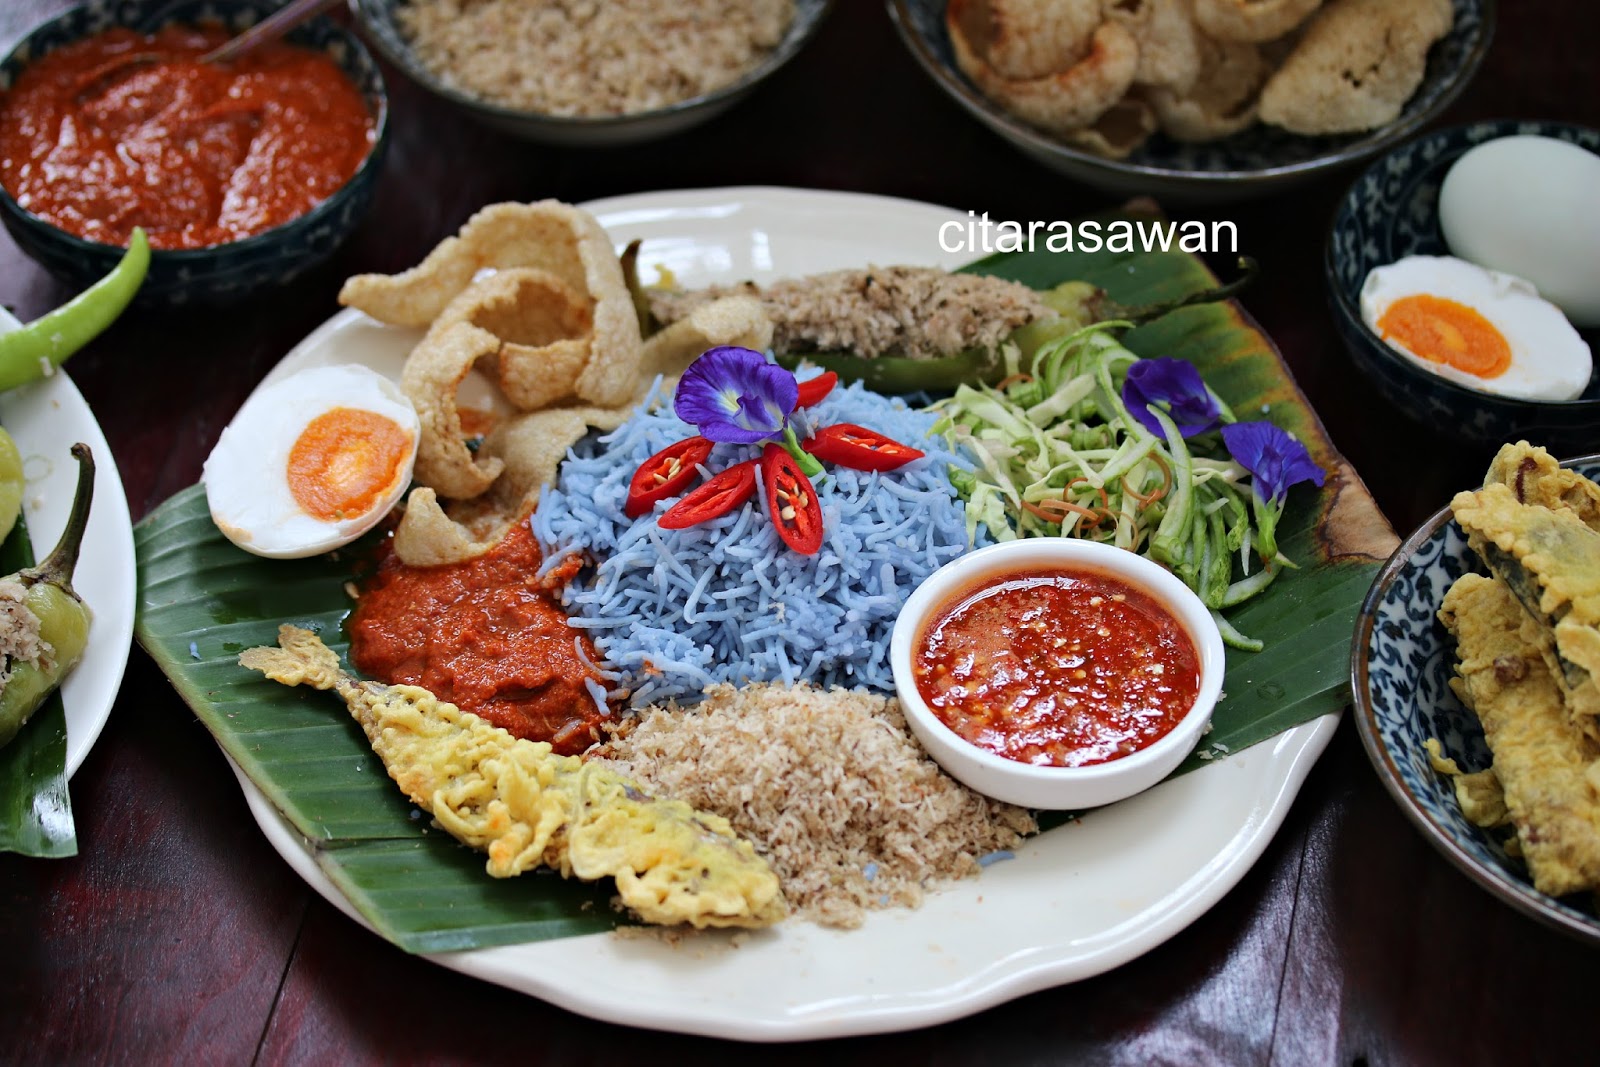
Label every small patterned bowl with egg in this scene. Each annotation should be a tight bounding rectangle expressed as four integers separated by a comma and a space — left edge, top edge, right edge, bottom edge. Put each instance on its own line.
1325, 120, 1600, 453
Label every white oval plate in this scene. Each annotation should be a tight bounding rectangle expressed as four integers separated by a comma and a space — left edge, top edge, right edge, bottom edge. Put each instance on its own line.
0, 309, 137, 777
231, 187, 1337, 1041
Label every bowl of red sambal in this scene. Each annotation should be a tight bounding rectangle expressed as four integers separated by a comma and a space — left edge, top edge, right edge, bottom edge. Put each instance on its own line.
0, 0, 388, 305
891, 538, 1225, 810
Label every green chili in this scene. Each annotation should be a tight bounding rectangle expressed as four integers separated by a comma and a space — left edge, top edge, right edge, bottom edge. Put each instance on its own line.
0, 428, 22, 546
0, 443, 95, 751
0, 228, 149, 393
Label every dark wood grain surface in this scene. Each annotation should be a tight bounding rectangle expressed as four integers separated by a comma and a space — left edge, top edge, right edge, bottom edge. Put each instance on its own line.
1, 1, 1594, 1063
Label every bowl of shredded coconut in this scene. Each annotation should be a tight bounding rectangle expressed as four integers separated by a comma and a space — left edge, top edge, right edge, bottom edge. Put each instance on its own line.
351, 0, 833, 145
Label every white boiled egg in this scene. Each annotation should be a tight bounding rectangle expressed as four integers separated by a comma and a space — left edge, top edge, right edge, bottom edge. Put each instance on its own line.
1438, 135, 1600, 327
204, 364, 420, 559
1360, 255, 1593, 401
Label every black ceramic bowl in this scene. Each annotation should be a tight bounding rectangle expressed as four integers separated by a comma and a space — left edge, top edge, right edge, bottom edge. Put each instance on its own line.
0, 0, 389, 306
1325, 120, 1600, 454
351, 0, 832, 147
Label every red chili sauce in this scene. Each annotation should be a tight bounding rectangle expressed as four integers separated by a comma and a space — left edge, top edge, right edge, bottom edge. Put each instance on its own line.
0, 25, 374, 249
347, 523, 607, 756
912, 568, 1200, 768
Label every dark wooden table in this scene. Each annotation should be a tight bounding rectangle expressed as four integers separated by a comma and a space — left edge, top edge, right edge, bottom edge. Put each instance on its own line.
1, 2, 1594, 1062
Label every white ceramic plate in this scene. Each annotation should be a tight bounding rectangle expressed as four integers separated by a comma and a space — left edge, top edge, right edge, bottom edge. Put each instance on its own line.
232, 187, 1338, 1040
0, 308, 136, 777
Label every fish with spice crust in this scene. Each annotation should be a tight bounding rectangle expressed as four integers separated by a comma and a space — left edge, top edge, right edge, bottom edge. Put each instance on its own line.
239, 625, 786, 930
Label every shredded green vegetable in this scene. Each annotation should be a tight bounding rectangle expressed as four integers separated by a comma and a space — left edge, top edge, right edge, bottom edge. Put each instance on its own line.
929, 321, 1287, 651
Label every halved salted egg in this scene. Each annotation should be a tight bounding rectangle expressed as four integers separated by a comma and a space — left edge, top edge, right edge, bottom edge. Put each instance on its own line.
1360, 256, 1593, 402
204, 364, 420, 559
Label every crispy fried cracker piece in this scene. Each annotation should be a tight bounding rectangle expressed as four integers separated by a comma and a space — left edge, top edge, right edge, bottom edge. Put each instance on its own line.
393, 487, 500, 566
949, 19, 1140, 135
947, 0, 1103, 81
1257, 0, 1452, 135
639, 295, 774, 381
1482, 442, 1600, 532
1453, 481, 1600, 737
1148, 32, 1270, 141
1439, 573, 1600, 897
1192, 0, 1321, 43
1106, 0, 1203, 94
400, 321, 506, 500
1061, 93, 1159, 158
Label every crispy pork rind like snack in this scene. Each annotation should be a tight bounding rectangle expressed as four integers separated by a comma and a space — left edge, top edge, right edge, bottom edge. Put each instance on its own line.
1148, 34, 1271, 142
1256, 0, 1452, 135
1062, 93, 1159, 159
639, 295, 774, 380
947, 0, 1104, 81
1105, 0, 1203, 94
950, 18, 1140, 135
1192, 0, 1322, 44
401, 321, 507, 500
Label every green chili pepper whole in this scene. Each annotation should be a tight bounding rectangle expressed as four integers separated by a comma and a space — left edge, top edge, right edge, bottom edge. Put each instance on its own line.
0, 443, 94, 750
0, 427, 23, 545
0, 228, 149, 393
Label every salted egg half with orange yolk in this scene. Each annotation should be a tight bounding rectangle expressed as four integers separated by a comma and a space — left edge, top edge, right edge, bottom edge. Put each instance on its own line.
1360, 256, 1593, 402
203, 364, 420, 559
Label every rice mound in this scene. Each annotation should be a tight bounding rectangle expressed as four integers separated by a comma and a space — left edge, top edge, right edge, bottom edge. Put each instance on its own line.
532, 379, 980, 707
596, 682, 1037, 929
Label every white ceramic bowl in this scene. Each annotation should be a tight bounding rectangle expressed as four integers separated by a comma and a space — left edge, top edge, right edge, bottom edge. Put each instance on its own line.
890, 538, 1225, 810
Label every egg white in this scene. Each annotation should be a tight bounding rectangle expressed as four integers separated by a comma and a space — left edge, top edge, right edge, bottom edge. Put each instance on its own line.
203, 364, 420, 559
1359, 255, 1594, 402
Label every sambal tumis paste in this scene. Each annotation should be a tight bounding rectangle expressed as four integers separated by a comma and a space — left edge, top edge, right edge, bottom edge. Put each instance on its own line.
0, 25, 375, 249
913, 567, 1200, 768
348, 523, 607, 756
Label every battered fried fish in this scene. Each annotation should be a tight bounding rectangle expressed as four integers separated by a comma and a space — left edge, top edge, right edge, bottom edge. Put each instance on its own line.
240, 626, 787, 930
1482, 442, 1600, 532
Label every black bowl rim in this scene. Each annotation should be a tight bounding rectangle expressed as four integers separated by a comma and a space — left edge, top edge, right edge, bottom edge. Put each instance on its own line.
1323, 118, 1600, 414
0, 0, 391, 261
884, 0, 1496, 185
348, 0, 834, 132
1349, 451, 1600, 948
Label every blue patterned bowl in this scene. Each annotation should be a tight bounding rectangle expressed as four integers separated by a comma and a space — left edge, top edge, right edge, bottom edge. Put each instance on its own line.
0, 0, 389, 306
350, 0, 832, 147
1325, 121, 1600, 453
886, 0, 1492, 201
1352, 455, 1600, 946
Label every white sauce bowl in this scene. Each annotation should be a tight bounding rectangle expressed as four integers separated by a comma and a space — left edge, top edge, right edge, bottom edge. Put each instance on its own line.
890, 538, 1226, 810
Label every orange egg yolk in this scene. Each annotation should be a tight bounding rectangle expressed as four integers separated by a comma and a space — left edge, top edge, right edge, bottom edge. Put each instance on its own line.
287, 408, 413, 522
1375, 294, 1512, 379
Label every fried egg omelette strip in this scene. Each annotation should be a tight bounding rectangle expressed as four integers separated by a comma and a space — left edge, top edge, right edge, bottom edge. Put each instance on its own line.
1452, 481, 1600, 737
1439, 574, 1600, 897
240, 626, 786, 930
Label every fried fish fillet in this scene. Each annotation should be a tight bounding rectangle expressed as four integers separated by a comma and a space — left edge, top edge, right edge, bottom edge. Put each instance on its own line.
1453, 481, 1600, 737
240, 626, 786, 929
1439, 574, 1600, 897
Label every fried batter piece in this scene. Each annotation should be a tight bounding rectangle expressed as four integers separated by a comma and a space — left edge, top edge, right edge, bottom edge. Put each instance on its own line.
241, 626, 787, 929
1061, 93, 1159, 159
1105, 0, 1203, 94
1192, 0, 1321, 43
1482, 442, 1600, 532
1439, 574, 1600, 897
1452, 481, 1600, 737
1148, 33, 1271, 142
1257, 0, 1452, 135
947, 0, 1103, 80
949, 15, 1140, 135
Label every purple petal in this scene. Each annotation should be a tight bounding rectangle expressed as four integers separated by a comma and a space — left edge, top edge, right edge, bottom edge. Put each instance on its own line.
1221, 421, 1325, 504
1122, 358, 1222, 438
674, 346, 798, 444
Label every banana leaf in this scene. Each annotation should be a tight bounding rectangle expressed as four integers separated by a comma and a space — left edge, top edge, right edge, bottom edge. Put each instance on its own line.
133, 228, 1391, 952
0, 508, 76, 858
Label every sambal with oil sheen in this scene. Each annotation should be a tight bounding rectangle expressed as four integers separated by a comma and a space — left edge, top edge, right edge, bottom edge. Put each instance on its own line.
912, 567, 1201, 768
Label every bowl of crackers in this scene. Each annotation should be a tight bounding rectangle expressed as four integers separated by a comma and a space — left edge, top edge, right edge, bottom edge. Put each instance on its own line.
887, 0, 1494, 200
1353, 442, 1600, 946
350, 0, 833, 147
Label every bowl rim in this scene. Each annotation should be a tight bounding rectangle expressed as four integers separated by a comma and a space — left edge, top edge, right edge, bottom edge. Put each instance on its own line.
885, 0, 1496, 185
1349, 450, 1600, 946
0, 0, 390, 260
347, 0, 834, 131
889, 537, 1226, 802
1322, 117, 1600, 413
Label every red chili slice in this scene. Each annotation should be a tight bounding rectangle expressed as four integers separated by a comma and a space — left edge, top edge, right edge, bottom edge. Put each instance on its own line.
795, 370, 838, 407
760, 444, 824, 555
625, 435, 713, 518
803, 423, 925, 472
659, 459, 758, 530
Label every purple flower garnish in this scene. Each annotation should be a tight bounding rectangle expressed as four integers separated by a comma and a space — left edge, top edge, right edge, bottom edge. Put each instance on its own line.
1122, 358, 1223, 439
674, 346, 799, 445
1221, 421, 1325, 504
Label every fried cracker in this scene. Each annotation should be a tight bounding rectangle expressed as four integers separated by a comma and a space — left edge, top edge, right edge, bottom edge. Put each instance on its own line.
947, 0, 1102, 80
1106, 0, 1203, 94
1148, 33, 1269, 141
949, 20, 1140, 135
400, 321, 506, 500
639, 295, 773, 381
1192, 0, 1322, 44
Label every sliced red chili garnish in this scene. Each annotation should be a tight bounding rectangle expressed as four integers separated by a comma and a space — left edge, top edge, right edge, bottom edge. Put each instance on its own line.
659, 459, 758, 530
795, 370, 838, 407
803, 423, 924, 472
760, 443, 824, 555
625, 435, 714, 518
